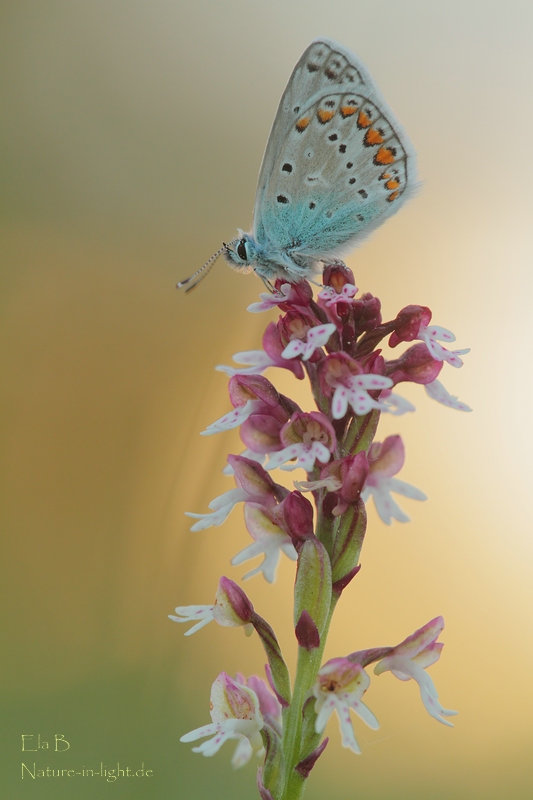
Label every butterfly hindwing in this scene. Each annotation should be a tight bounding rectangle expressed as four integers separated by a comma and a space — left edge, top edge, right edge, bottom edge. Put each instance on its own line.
253, 38, 416, 259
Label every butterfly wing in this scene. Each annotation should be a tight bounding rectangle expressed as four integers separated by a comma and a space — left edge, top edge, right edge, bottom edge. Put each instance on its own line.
252, 38, 417, 261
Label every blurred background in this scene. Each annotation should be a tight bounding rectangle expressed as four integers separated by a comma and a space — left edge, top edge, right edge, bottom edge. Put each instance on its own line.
1, 1, 533, 798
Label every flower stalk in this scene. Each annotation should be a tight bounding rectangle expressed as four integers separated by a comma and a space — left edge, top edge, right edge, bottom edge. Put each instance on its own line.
173, 266, 470, 798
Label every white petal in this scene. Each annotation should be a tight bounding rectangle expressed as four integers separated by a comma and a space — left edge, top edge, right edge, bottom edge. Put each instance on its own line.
306, 323, 336, 348
314, 696, 336, 734
201, 400, 255, 435
350, 699, 380, 730
381, 392, 416, 416
216, 351, 275, 376
335, 701, 362, 753
351, 374, 393, 390
332, 386, 349, 419
231, 541, 265, 565
387, 477, 428, 501
243, 546, 281, 583
266, 444, 303, 470
364, 486, 410, 525
425, 380, 472, 412
180, 722, 220, 743
231, 736, 254, 768
281, 340, 305, 360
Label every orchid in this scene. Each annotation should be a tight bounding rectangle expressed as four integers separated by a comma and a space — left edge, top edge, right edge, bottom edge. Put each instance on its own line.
231, 502, 298, 582
312, 657, 379, 754
180, 673, 265, 768
374, 617, 458, 726
173, 263, 469, 798
362, 435, 427, 524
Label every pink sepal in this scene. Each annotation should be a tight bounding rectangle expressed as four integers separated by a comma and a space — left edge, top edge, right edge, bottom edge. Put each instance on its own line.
386, 342, 443, 386
214, 577, 254, 626
367, 435, 405, 479
389, 305, 432, 348
262, 322, 305, 379
228, 455, 286, 505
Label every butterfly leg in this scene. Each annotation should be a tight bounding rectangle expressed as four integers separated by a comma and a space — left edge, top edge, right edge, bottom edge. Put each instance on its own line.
257, 273, 276, 293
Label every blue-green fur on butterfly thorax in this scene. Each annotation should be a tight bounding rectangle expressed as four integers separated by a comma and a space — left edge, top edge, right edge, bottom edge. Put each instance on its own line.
224, 197, 386, 281
223, 232, 315, 281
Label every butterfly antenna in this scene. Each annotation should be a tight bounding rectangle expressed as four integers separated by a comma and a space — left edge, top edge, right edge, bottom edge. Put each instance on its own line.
176, 246, 226, 293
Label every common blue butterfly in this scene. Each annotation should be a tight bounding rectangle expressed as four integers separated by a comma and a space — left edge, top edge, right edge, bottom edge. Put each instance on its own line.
178, 38, 416, 291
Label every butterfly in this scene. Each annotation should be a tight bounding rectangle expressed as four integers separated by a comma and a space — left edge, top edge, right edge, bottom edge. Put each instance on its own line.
178, 37, 416, 292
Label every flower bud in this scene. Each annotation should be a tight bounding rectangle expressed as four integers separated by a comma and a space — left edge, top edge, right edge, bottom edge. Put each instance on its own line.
389, 305, 432, 348
277, 309, 319, 347
228, 455, 286, 504
240, 412, 286, 454
213, 577, 254, 629
295, 609, 320, 650
274, 490, 315, 547
322, 263, 356, 289
320, 452, 369, 516
294, 539, 332, 639
228, 374, 279, 408
352, 292, 382, 336
386, 342, 443, 386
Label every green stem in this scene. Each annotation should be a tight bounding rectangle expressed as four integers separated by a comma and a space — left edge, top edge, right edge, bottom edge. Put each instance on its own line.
280, 597, 338, 800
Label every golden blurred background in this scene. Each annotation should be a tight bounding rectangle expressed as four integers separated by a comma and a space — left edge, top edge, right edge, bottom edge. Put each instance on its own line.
2, 1, 533, 798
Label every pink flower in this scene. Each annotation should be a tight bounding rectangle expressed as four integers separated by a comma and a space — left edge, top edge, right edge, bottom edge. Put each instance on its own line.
231, 502, 297, 583
318, 284, 357, 307
180, 672, 265, 768
318, 353, 392, 419
312, 657, 379, 754
169, 577, 255, 636
389, 306, 470, 368
362, 436, 426, 524
217, 322, 305, 379
418, 323, 470, 368
265, 412, 336, 472
386, 342, 443, 386
186, 456, 285, 531
281, 323, 336, 361
374, 617, 458, 726
247, 283, 295, 313
201, 375, 282, 435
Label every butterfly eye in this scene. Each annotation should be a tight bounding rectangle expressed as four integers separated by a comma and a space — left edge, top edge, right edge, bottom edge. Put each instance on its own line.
237, 239, 248, 261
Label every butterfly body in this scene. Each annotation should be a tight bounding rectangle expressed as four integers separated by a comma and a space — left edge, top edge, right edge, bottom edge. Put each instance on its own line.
179, 38, 416, 291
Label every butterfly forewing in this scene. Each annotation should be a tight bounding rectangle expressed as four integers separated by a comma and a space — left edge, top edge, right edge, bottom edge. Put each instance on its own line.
253, 38, 416, 259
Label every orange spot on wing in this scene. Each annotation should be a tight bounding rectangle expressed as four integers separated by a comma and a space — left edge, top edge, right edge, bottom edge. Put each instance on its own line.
387, 191, 399, 202
317, 108, 335, 123
374, 147, 396, 165
340, 105, 357, 117
380, 172, 391, 180
364, 127, 384, 146
385, 178, 400, 190
296, 116, 311, 132
357, 110, 371, 128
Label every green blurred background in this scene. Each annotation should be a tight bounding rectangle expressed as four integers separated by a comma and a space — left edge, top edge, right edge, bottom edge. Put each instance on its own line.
2, 1, 533, 798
